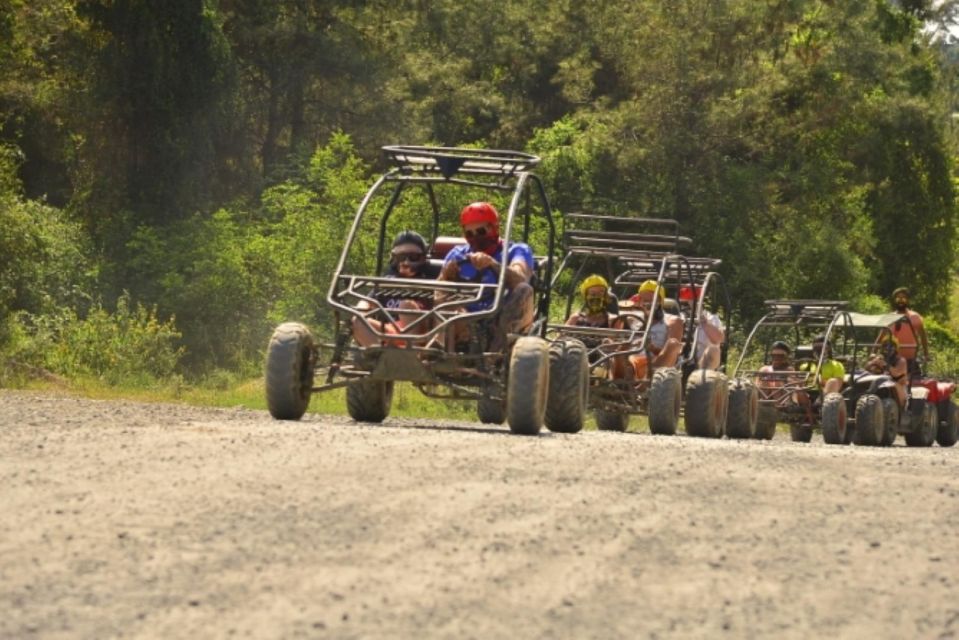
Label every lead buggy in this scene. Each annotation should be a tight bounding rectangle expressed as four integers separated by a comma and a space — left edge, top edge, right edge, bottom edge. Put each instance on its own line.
264, 145, 579, 435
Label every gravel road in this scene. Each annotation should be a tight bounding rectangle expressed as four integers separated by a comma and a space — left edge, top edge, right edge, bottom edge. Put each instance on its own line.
1, 390, 958, 639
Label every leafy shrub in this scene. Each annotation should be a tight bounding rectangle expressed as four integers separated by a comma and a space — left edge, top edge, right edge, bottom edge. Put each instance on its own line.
10, 294, 183, 386
925, 317, 959, 379
0, 145, 95, 349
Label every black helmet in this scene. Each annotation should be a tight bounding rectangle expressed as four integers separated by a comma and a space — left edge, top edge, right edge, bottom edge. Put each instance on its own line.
392, 230, 427, 253
770, 340, 791, 354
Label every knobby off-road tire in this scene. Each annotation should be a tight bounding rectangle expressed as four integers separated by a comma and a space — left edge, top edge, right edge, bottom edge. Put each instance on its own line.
595, 409, 630, 432
649, 367, 682, 435
905, 403, 937, 447
790, 423, 813, 443
346, 379, 394, 423
820, 393, 848, 445
936, 401, 959, 447
854, 394, 883, 446
880, 398, 898, 447
545, 338, 589, 434
506, 336, 550, 435
684, 369, 728, 438
477, 395, 506, 425
726, 379, 758, 439
265, 322, 316, 420
755, 405, 778, 440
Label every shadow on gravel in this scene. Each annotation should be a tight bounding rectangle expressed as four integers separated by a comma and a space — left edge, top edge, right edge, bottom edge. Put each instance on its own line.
384, 421, 542, 437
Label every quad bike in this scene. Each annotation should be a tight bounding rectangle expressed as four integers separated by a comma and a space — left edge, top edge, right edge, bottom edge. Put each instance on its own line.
845, 311, 959, 447
264, 145, 582, 435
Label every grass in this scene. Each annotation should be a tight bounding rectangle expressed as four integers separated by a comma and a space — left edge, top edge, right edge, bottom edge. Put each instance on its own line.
4, 370, 661, 431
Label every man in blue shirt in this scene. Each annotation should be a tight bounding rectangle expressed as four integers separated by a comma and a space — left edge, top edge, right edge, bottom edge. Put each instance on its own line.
436, 201, 535, 351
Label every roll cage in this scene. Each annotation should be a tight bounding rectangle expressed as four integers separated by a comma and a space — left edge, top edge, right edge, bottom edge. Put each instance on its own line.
318, 145, 558, 395
545, 214, 732, 413
733, 300, 857, 413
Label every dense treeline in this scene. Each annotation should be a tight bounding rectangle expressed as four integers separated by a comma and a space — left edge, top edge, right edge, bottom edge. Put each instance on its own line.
2, 0, 959, 380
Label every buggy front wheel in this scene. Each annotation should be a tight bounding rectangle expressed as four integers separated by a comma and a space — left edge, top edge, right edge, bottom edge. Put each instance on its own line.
265, 322, 316, 420
506, 336, 550, 435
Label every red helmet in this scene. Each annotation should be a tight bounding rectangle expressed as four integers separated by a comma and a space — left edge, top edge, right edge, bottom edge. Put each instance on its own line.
679, 285, 701, 301
459, 202, 499, 229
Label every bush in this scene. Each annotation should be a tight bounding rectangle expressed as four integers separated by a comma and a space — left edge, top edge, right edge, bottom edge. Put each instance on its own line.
8, 294, 184, 386
925, 317, 959, 379
0, 144, 95, 350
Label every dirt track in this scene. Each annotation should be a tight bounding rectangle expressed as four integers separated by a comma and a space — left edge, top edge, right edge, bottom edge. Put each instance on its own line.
1, 390, 958, 639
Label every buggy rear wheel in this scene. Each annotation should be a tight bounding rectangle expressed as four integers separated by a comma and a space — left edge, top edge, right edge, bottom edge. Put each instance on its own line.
854, 394, 883, 446
265, 322, 316, 420
477, 395, 506, 424
346, 379, 394, 423
755, 405, 778, 440
595, 408, 629, 432
684, 369, 728, 438
726, 379, 758, 439
649, 367, 682, 435
820, 393, 848, 445
789, 423, 813, 443
544, 338, 588, 434
506, 336, 549, 435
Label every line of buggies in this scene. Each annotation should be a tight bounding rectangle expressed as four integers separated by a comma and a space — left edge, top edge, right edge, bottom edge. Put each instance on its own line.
264, 145, 958, 447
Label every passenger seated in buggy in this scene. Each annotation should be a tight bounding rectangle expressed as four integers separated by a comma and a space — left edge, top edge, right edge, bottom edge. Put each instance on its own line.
565, 274, 638, 380
799, 334, 845, 396
758, 340, 815, 425
625, 280, 684, 380
351, 230, 440, 347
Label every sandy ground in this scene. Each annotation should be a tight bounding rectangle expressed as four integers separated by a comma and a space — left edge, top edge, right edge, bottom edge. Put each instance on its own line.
1, 389, 958, 639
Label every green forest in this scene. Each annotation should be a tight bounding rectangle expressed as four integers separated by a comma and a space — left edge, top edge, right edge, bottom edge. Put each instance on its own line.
4, 0, 959, 389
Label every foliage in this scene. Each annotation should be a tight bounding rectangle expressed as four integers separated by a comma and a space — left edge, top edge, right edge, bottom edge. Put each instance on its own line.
2, 1, 959, 385
0, 144, 94, 348
9, 293, 183, 385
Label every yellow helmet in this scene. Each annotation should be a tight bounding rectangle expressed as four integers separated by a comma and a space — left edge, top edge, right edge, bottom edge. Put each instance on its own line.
880, 333, 899, 349
638, 279, 665, 301
579, 274, 609, 298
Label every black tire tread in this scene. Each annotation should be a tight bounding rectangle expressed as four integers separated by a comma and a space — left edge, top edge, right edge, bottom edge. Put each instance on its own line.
346, 379, 394, 423
936, 401, 959, 447
265, 322, 316, 420
854, 394, 883, 446
545, 338, 588, 434
726, 379, 758, 439
821, 392, 847, 445
649, 367, 682, 435
684, 369, 728, 438
507, 336, 549, 435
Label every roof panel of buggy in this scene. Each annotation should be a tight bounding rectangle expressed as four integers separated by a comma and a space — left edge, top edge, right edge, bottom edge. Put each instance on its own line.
846, 311, 910, 329
559, 213, 721, 286
756, 299, 849, 327
382, 145, 540, 177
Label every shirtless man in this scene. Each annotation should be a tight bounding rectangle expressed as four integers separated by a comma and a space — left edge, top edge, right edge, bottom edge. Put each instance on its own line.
887, 287, 929, 379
